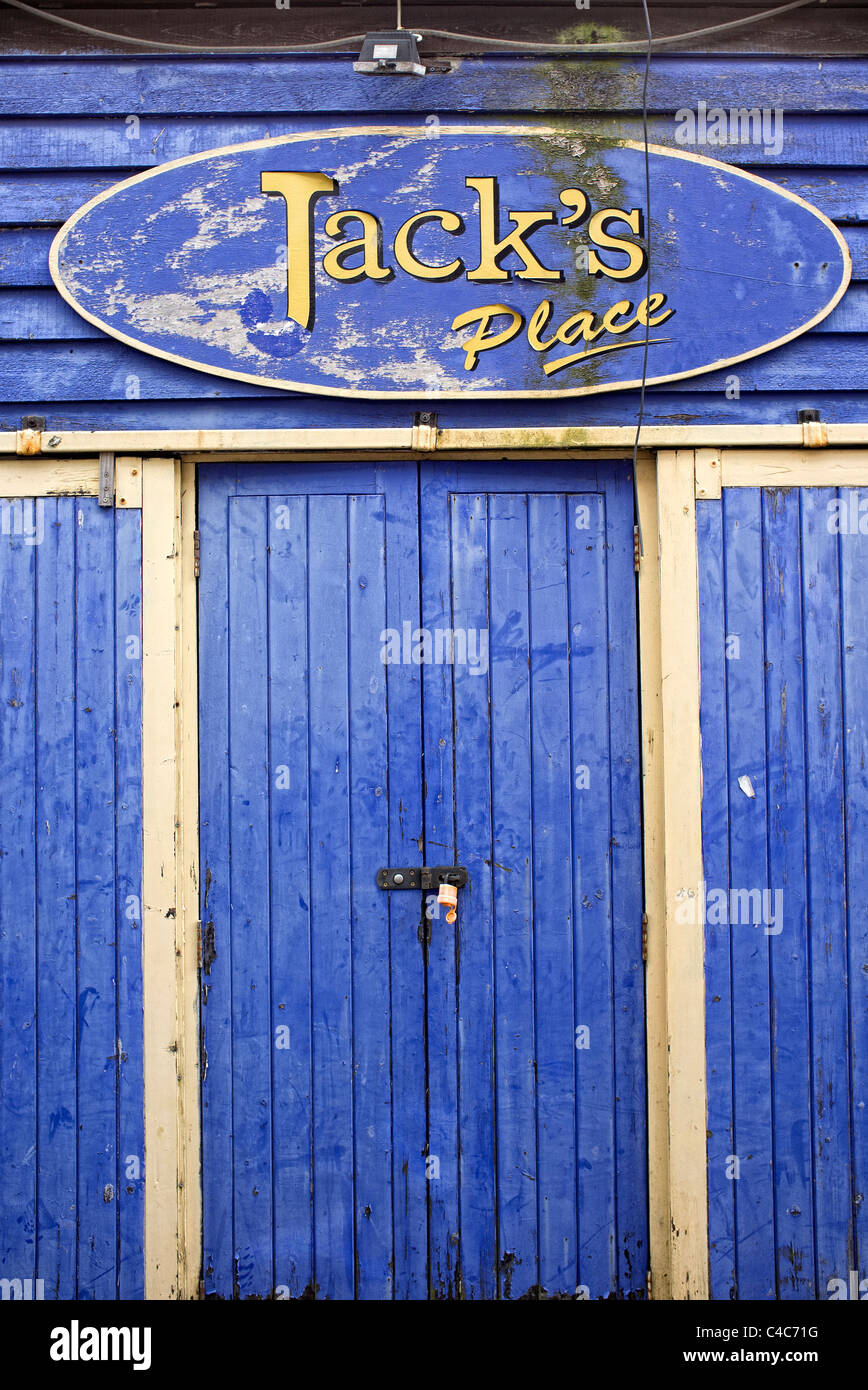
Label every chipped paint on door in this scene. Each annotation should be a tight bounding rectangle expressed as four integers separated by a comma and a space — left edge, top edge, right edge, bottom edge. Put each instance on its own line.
699, 486, 868, 1299
198, 458, 645, 1299
0, 498, 144, 1300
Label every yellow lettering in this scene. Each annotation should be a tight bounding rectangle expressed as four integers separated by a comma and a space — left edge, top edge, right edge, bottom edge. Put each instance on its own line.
394, 210, 463, 280
322, 210, 391, 283
452, 304, 524, 371
556, 310, 605, 346
600, 299, 638, 335
527, 300, 559, 352
587, 208, 646, 281
637, 292, 674, 327
261, 170, 336, 330
558, 188, 589, 226
465, 177, 560, 282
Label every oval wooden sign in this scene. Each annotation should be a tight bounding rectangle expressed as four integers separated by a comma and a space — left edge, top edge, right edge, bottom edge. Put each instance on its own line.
50, 125, 851, 399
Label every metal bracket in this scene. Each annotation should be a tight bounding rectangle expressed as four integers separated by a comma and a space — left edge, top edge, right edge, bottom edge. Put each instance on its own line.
16, 415, 44, 456
798, 407, 827, 449
411, 410, 438, 452
377, 865, 468, 891
98, 451, 115, 507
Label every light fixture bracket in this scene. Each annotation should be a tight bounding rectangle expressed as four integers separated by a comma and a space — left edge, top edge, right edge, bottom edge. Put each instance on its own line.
354, 30, 426, 77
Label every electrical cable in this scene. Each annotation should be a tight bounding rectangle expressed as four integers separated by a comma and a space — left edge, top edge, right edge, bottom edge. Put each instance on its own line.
632, 0, 654, 560
416, 0, 821, 53
0, 0, 824, 56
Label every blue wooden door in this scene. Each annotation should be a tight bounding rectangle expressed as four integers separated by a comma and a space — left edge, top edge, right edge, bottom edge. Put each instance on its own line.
198, 458, 645, 1300
699, 487, 868, 1300
0, 497, 144, 1300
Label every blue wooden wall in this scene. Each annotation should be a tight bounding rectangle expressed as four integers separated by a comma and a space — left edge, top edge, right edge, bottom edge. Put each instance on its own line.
0, 54, 866, 432
698, 486, 868, 1300
0, 498, 144, 1299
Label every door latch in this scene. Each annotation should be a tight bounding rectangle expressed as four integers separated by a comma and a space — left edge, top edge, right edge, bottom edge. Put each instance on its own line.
376, 865, 468, 892
378, 865, 468, 928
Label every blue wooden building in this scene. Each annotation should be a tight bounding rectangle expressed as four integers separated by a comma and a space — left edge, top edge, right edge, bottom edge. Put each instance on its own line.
0, 0, 867, 1301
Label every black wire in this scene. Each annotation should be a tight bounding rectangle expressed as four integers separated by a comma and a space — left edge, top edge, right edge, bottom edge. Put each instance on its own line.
0, 0, 823, 56
632, 0, 654, 560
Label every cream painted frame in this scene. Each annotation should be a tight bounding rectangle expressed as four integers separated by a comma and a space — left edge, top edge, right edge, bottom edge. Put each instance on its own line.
141, 457, 201, 1300
10, 441, 868, 1302
0, 456, 200, 1300
644, 444, 868, 1302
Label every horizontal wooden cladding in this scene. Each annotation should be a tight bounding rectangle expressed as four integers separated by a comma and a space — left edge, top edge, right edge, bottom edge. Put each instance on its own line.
3, 280, 867, 344
0, 335, 865, 404
0, 56, 862, 434
6, 394, 868, 433
2, 166, 865, 229
2, 54, 868, 116
3, 218, 864, 289
2, 114, 868, 169
2, 3, 867, 56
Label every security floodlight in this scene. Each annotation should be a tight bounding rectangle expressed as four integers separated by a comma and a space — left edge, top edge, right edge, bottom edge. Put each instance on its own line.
354, 30, 426, 77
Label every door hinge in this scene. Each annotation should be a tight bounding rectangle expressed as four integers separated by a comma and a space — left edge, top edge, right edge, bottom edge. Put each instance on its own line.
633, 524, 641, 573
641, 911, 649, 963
646, 1268, 652, 1300
193, 529, 200, 578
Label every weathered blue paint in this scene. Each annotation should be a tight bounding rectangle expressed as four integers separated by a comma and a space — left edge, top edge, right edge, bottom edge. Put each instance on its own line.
0, 55, 866, 429
0, 498, 144, 1300
699, 487, 868, 1300
198, 458, 644, 1299
49, 129, 849, 399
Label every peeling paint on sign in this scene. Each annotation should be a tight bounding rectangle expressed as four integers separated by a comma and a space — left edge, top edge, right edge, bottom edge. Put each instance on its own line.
50, 125, 851, 399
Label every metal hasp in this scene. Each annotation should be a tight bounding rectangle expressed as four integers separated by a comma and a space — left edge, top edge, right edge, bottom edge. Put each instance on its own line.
98, 451, 115, 507
377, 865, 468, 891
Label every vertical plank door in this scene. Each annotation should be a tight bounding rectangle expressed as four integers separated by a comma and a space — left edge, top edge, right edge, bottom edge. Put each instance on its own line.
0, 496, 144, 1300
199, 458, 645, 1299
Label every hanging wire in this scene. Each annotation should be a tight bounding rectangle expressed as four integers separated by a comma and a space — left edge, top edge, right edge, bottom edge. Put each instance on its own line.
0, 0, 823, 56
632, 0, 654, 560
414, 0, 819, 52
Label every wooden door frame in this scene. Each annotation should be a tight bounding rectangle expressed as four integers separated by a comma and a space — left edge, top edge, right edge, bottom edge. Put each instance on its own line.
140, 457, 200, 1299
144, 443, 868, 1301
15, 438, 867, 1299
640, 445, 868, 1303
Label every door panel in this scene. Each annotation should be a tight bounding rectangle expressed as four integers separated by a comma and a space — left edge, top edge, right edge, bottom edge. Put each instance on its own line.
0, 498, 144, 1300
418, 463, 644, 1299
200, 466, 426, 1300
699, 487, 868, 1299
199, 459, 645, 1300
